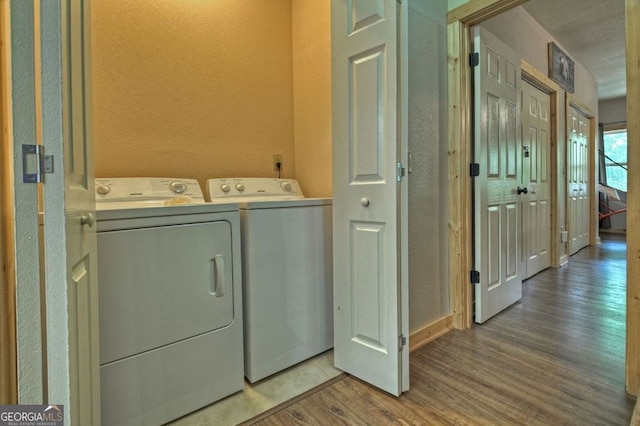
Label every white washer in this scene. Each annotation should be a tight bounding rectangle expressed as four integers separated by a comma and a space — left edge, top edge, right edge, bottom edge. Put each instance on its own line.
207, 177, 333, 383
96, 177, 244, 426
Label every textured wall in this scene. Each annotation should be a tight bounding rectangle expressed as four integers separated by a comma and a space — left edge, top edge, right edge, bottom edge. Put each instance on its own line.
10, 0, 43, 403
292, 1, 332, 198
408, 0, 450, 331
483, 6, 599, 263
483, 7, 598, 109
448, 0, 470, 11
91, 1, 295, 189
599, 97, 627, 124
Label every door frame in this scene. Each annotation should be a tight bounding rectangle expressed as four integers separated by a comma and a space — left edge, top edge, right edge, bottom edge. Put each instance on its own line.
626, 0, 640, 396
447, 0, 530, 331
447, 0, 639, 396
0, 0, 18, 405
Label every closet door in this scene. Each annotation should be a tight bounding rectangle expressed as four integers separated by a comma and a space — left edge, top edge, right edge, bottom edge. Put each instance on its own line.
331, 0, 409, 396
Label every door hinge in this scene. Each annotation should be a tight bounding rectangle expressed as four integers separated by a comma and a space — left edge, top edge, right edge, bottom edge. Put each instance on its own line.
399, 334, 407, 351
397, 162, 406, 182
22, 144, 54, 183
470, 163, 480, 177
470, 270, 480, 284
469, 52, 479, 68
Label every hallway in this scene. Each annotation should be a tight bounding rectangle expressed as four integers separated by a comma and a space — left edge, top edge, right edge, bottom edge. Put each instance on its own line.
251, 235, 635, 425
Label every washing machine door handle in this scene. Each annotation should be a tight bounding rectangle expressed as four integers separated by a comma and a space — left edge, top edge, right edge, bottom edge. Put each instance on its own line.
210, 254, 226, 297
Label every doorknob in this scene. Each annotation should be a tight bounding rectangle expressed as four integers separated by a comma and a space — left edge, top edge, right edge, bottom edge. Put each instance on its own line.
81, 213, 95, 227
360, 197, 370, 207
517, 187, 528, 195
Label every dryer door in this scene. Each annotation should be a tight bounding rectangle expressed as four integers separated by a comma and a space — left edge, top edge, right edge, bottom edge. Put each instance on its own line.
98, 220, 234, 364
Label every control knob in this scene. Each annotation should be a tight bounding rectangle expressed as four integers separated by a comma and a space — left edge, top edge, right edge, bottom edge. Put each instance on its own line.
96, 183, 111, 195
220, 183, 231, 193
281, 181, 292, 191
170, 181, 187, 194
235, 183, 245, 192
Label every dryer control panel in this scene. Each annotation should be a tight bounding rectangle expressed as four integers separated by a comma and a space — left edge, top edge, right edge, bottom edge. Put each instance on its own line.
95, 177, 206, 208
207, 178, 304, 201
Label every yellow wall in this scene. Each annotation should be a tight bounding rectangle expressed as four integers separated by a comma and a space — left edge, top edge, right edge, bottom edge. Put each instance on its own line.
92, 1, 296, 189
292, 1, 332, 197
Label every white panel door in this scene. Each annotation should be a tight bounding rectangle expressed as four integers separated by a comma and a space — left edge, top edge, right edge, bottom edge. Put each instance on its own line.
521, 81, 550, 278
331, 0, 409, 396
41, 0, 100, 423
62, 0, 100, 422
568, 106, 590, 255
473, 27, 523, 324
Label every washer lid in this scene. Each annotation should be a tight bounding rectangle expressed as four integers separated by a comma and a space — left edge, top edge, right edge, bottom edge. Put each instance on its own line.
238, 197, 332, 209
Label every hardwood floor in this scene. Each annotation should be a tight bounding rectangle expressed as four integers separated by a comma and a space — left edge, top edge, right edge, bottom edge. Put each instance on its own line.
251, 235, 635, 425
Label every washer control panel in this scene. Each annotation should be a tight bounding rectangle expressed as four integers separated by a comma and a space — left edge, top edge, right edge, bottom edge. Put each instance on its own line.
207, 178, 304, 201
95, 177, 206, 205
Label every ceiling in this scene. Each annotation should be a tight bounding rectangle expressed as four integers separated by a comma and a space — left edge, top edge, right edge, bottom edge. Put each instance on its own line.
522, 0, 626, 100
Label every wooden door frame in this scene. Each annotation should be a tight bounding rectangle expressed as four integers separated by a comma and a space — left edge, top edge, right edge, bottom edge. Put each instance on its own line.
625, 0, 639, 396
0, 0, 17, 405
447, 0, 530, 330
448, 0, 640, 396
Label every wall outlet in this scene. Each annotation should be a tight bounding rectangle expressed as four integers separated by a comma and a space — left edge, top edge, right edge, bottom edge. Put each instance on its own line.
273, 154, 283, 171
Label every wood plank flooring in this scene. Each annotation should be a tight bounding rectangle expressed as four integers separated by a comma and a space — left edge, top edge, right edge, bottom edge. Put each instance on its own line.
252, 235, 635, 425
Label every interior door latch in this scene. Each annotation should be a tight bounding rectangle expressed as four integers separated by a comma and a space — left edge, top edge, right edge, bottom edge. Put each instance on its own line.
397, 163, 405, 182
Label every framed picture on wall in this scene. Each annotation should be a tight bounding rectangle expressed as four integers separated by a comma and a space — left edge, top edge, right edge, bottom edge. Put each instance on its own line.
548, 42, 574, 93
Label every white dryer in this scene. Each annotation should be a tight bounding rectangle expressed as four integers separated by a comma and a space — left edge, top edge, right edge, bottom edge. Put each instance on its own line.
96, 177, 243, 426
207, 177, 333, 383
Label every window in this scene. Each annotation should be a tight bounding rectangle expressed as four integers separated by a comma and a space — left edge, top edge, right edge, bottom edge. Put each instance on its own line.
603, 128, 627, 192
